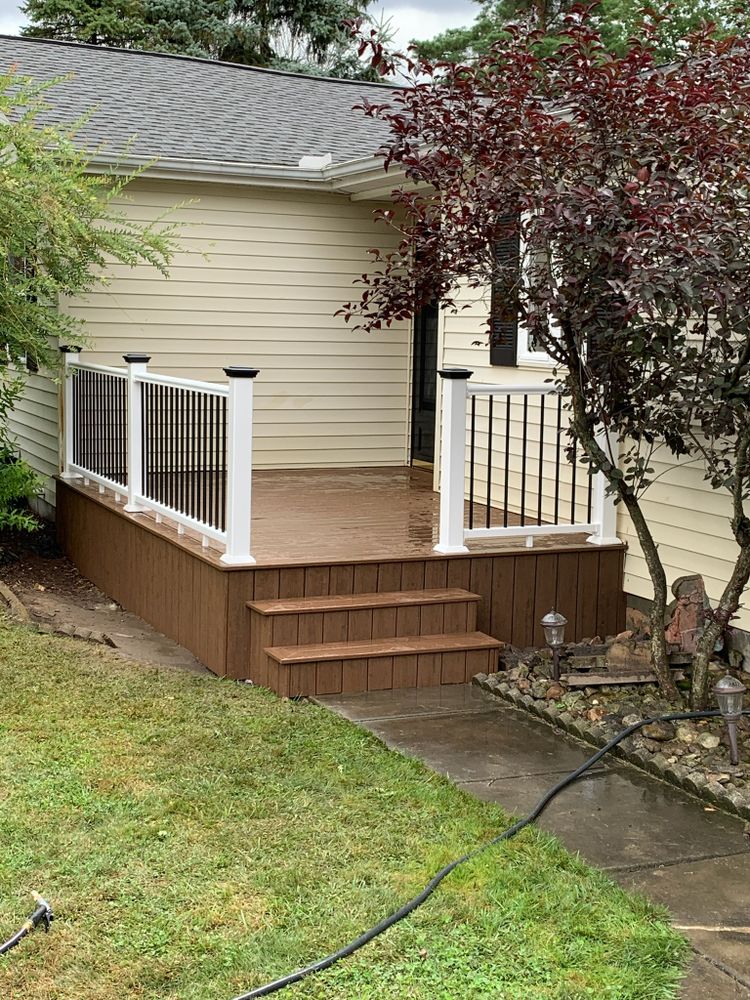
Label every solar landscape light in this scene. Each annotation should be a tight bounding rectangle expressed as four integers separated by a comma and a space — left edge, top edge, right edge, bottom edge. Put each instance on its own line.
712, 673, 747, 767
541, 609, 568, 682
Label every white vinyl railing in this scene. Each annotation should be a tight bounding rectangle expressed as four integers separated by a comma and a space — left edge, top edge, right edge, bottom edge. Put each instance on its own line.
434, 369, 619, 553
60, 348, 259, 565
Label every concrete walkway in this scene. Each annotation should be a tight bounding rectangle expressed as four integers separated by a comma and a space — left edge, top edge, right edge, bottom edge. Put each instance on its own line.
317, 684, 750, 999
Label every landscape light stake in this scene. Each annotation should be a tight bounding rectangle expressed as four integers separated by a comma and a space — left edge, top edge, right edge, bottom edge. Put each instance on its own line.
713, 673, 747, 766
541, 609, 568, 682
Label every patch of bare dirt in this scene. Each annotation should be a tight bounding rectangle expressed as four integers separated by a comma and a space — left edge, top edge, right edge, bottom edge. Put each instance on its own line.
0, 520, 209, 675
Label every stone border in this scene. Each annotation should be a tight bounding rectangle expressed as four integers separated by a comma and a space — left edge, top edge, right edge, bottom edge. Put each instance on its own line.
473, 672, 750, 822
0, 579, 114, 647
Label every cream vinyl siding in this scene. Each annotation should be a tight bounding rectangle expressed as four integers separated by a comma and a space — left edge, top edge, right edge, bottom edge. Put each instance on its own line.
440, 286, 750, 630
6, 370, 59, 508
61, 178, 410, 471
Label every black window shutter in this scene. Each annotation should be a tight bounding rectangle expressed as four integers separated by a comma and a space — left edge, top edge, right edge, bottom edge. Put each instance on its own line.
489, 214, 520, 366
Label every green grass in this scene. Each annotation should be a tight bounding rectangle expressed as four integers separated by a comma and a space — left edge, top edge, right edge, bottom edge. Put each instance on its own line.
0, 620, 688, 999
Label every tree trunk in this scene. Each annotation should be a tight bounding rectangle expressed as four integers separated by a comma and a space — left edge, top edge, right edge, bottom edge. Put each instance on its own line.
618, 490, 680, 702
690, 543, 750, 708
564, 384, 680, 702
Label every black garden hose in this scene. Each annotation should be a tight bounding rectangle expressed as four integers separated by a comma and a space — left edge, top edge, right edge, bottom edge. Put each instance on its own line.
0, 892, 53, 957
233, 708, 742, 999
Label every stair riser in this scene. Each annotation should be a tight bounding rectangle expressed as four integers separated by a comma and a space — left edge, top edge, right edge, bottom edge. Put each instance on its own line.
249, 601, 478, 649
264, 647, 499, 698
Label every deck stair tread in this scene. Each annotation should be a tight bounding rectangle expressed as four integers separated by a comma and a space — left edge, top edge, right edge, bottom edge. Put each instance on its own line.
265, 631, 501, 664
248, 588, 480, 615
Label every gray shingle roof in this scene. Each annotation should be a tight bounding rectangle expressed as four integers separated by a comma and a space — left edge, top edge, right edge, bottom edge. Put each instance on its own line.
0, 35, 396, 167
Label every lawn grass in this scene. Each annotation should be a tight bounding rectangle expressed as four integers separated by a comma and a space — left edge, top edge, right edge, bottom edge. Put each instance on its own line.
0, 620, 688, 999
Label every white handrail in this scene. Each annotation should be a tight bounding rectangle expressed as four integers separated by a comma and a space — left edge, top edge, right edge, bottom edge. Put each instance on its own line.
434, 371, 620, 551
467, 382, 562, 397
135, 371, 229, 396
71, 361, 127, 379
61, 349, 259, 564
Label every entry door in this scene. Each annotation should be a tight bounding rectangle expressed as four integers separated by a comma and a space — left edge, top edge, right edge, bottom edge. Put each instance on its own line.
410, 302, 439, 465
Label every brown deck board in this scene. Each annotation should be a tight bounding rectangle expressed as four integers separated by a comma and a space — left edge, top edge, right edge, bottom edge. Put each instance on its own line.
265, 631, 502, 664
247, 588, 480, 615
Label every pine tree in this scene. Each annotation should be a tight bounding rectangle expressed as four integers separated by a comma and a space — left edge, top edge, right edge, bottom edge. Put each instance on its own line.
21, 0, 387, 78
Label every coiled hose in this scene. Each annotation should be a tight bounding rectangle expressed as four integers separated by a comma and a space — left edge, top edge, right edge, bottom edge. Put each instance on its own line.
0, 892, 53, 957
233, 707, 742, 999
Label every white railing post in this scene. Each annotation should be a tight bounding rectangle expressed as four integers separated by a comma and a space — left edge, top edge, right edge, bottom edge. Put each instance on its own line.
434, 368, 472, 554
59, 345, 82, 479
587, 427, 620, 545
123, 353, 150, 513
220, 366, 259, 566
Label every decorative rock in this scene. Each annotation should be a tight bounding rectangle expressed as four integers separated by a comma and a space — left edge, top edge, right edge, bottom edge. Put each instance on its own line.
641, 721, 677, 742
614, 630, 634, 642
697, 733, 721, 750
545, 684, 564, 700
676, 725, 697, 744
684, 771, 708, 794
664, 763, 689, 786
587, 706, 607, 723
648, 753, 669, 776
622, 714, 641, 727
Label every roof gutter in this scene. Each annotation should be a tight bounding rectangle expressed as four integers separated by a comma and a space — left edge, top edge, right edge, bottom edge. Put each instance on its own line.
90, 150, 401, 194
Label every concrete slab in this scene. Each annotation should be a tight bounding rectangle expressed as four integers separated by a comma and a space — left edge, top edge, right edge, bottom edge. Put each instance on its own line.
621, 855, 750, 985
364, 706, 602, 782
680, 958, 750, 999
314, 683, 499, 722
457, 767, 749, 870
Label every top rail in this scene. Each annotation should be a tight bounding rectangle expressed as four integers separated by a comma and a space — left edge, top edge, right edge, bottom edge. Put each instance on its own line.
135, 371, 228, 396
435, 368, 620, 554
71, 361, 127, 379
73, 361, 228, 397
467, 382, 562, 397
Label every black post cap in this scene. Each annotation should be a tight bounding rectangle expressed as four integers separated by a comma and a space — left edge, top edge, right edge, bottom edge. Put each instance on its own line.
223, 367, 260, 379
438, 367, 474, 379
122, 353, 151, 364
59, 345, 82, 353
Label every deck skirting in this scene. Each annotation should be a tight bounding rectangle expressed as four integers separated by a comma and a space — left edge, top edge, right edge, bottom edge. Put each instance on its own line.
56, 478, 626, 684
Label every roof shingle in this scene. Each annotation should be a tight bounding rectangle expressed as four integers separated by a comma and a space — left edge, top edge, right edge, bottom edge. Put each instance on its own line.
0, 35, 395, 166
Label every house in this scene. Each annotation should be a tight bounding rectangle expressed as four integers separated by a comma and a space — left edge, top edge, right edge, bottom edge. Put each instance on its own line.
6, 32, 702, 692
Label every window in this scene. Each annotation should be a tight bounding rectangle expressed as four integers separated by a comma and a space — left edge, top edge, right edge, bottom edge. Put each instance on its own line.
489, 214, 555, 368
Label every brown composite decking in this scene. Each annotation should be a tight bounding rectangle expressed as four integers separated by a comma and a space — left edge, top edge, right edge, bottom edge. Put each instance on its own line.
56, 467, 626, 681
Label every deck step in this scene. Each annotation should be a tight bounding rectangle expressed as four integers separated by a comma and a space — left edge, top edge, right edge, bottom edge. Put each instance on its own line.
247, 588, 480, 650
266, 631, 500, 664
256, 632, 501, 698
247, 588, 480, 615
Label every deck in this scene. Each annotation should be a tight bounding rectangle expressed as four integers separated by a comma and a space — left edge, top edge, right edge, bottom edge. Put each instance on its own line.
56, 467, 626, 684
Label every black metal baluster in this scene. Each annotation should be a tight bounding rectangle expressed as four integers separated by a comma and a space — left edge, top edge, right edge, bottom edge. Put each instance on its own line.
208, 392, 215, 528
520, 394, 528, 526
538, 394, 545, 526
179, 388, 186, 515
587, 448, 594, 523
571, 435, 578, 524
189, 389, 197, 521
201, 392, 208, 524
554, 393, 562, 525
486, 395, 493, 529
503, 395, 510, 527
468, 394, 476, 529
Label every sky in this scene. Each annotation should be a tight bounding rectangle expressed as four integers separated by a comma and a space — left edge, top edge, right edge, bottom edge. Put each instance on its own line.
0, 0, 479, 51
